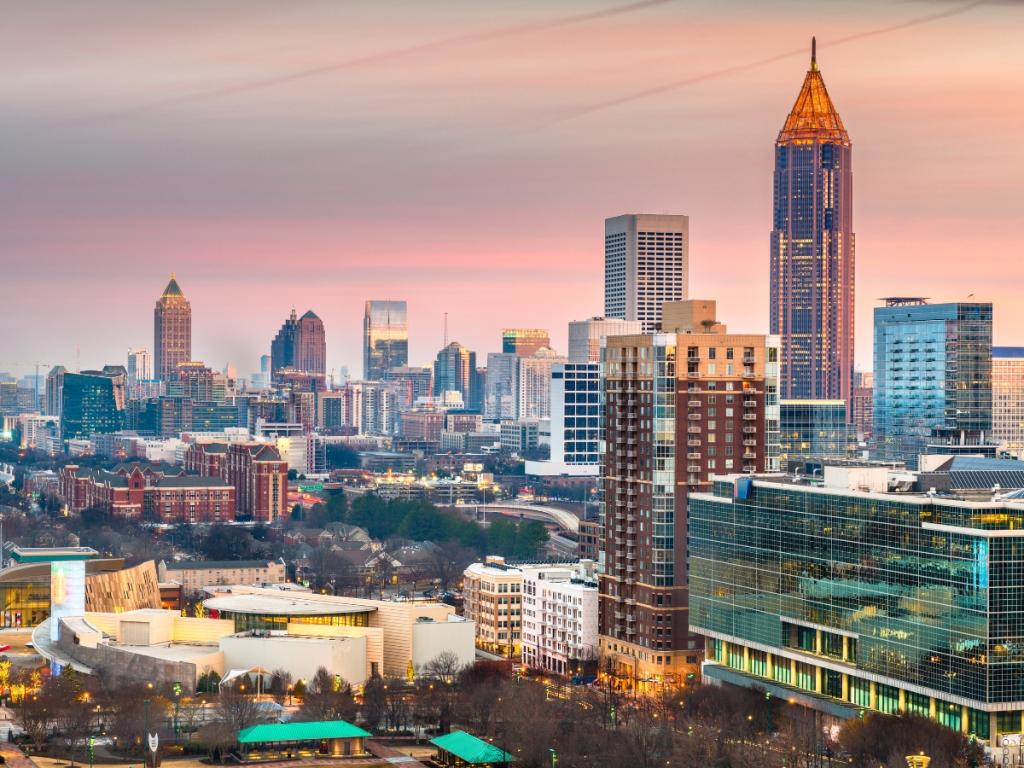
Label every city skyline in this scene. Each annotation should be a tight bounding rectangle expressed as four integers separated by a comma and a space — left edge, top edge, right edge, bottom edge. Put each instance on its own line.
4, 0, 1023, 378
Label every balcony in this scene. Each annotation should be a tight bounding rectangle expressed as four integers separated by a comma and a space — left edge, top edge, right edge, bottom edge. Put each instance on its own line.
688, 426, 702, 434
687, 452, 701, 460
743, 464, 757, 472
688, 464, 701, 472
743, 439, 757, 447
742, 355, 756, 364
744, 399, 758, 407
742, 426, 757, 434
688, 400, 702, 407
742, 370, 756, 379
743, 452, 757, 460
688, 413, 701, 420
688, 439, 701, 447
742, 413, 757, 421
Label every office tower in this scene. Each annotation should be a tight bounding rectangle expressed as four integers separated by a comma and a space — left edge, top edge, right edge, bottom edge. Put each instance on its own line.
295, 310, 326, 376
154, 274, 192, 381
59, 369, 127, 441
770, 40, 854, 405
485, 353, 519, 420
170, 361, 217, 401
993, 347, 1024, 459
568, 317, 643, 364
527, 361, 601, 475
502, 329, 551, 357
259, 355, 271, 387
44, 365, 66, 418
851, 370, 874, 441
778, 400, 855, 463
516, 349, 566, 420
385, 366, 433, 411
599, 300, 779, 691
690, 463, 1024, 744
126, 348, 152, 397
873, 299, 993, 468
364, 300, 408, 381
270, 309, 298, 379
604, 214, 689, 333
433, 342, 477, 405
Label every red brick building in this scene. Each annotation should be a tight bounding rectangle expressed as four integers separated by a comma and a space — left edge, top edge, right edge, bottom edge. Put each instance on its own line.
186, 442, 288, 523
60, 463, 235, 523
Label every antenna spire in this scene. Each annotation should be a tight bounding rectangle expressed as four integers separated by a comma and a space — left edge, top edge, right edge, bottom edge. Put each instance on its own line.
811, 36, 817, 71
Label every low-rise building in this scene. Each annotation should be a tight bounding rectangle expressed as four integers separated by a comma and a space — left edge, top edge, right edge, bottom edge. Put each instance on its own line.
521, 561, 598, 676
463, 557, 524, 657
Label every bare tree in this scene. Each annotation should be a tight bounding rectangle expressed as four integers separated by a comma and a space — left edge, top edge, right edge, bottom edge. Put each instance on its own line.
295, 667, 357, 723
214, 688, 270, 733
428, 540, 473, 592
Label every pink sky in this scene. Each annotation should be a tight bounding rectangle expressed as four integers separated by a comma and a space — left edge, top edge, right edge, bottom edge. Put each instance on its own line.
3, 0, 1023, 378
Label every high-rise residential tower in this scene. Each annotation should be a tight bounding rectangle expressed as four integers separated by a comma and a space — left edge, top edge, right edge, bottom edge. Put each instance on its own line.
154, 274, 192, 381
599, 300, 780, 690
604, 214, 689, 333
364, 300, 408, 381
873, 299, 993, 468
770, 40, 854, 406
126, 348, 152, 389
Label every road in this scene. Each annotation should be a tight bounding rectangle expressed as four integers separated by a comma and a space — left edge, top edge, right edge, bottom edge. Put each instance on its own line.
473, 502, 580, 534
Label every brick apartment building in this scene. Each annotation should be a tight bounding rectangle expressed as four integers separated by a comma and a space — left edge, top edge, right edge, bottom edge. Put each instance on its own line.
599, 299, 780, 692
60, 463, 235, 523
186, 441, 288, 523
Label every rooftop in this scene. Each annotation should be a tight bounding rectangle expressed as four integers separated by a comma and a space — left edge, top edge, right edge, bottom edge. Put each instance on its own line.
164, 559, 282, 571
430, 730, 514, 765
777, 39, 849, 147
238, 721, 369, 744
9, 546, 98, 564
204, 593, 375, 617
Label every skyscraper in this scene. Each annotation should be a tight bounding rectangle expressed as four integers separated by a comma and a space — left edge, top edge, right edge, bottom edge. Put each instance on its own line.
126, 348, 152, 388
433, 342, 477, 406
873, 299, 993, 467
60, 368, 126, 441
770, 40, 854, 406
604, 214, 688, 333
567, 317, 643, 364
271, 309, 326, 380
364, 300, 408, 381
295, 310, 326, 376
154, 274, 192, 381
599, 300, 779, 690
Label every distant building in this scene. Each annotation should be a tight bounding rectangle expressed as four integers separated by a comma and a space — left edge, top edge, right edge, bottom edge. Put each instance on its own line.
272, 310, 326, 380
188, 442, 288, 522
502, 329, 551, 357
401, 409, 444, 443
463, 557, 524, 656
154, 274, 192, 381
60, 368, 126, 442
60, 463, 235, 522
484, 353, 518, 421
526, 362, 600, 477
127, 348, 153, 397
604, 214, 688, 333
516, 349, 566, 420
386, 366, 433, 411
873, 299, 993, 468
851, 371, 873, 441
364, 301, 408, 381
993, 347, 1024, 459
567, 317, 643, 364
44, 365, 65, 418
157, 559, 286, 595
434, 342, 478, 406
500, 419, 539, 454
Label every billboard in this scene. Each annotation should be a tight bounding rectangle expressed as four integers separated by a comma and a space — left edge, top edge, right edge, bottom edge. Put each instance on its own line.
50, 560, 86, 641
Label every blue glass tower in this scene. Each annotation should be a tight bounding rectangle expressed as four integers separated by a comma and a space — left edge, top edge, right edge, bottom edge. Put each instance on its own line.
770, 40, 854, 408
873, 299, 992, 467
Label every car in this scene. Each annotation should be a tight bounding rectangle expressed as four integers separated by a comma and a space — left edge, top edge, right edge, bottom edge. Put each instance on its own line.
0, 645, 10, 653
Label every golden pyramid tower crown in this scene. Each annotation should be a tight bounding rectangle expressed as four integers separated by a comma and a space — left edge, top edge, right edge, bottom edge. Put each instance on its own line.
777, 38, 850, 147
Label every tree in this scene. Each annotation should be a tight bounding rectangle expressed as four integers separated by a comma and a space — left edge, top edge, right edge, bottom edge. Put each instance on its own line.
13, 691, 50, 752
295, 667, 357, 723
361, 676, 386, 733
421, 652, 464, 734
269, 669, 294, 705
214, 687, 271, 733
839, 712, 984, 768
428, 540, 474, 592
197, 669, 222, 694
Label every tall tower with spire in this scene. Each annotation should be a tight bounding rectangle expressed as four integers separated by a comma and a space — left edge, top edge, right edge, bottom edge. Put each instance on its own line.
154, 273, 192, 381
770, 38, 854, 408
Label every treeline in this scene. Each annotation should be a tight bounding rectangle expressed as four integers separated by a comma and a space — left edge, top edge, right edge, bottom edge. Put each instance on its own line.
335, 493, 548, 559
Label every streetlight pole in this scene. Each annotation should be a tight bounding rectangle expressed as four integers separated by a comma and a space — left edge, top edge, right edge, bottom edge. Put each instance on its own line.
143, 699, 151, 768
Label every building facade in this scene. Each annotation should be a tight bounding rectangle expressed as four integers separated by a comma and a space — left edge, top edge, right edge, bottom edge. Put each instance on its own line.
158, 559, 286, 594
993, 347, 1024, 459
770, 42, 854, 406
386, 366, 433, 411
154, 275, 192, 381
363, 300, 408, 381
521, 562, 598, 676
604, 214, 689, 333
462, 557, 524, 657
60, 369, 126, 442
873, 299, 993, 468
599, 300, 779, 691
852, 370, 874, 442
690, 467, 1024, 744
779, 399, 855, 463
434, 342, 478, 405
515, 349, 566, 420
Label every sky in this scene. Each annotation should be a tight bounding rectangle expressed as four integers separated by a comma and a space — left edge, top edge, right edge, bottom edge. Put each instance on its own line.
3, 0, 1023, 379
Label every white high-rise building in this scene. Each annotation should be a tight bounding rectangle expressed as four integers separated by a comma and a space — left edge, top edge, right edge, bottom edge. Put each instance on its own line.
516, 349, 566, 420
484, 353, 518, 421
994, 347, 1024, 459
567, 317, 643, 364
604, 214, 689, 333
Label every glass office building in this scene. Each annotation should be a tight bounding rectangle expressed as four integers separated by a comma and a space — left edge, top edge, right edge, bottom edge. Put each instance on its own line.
873, 299, 992, 468
60, 370, 126, 441
779, 399, 856, 463
363, 301, 408, 382
690, 468, 1024, 743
